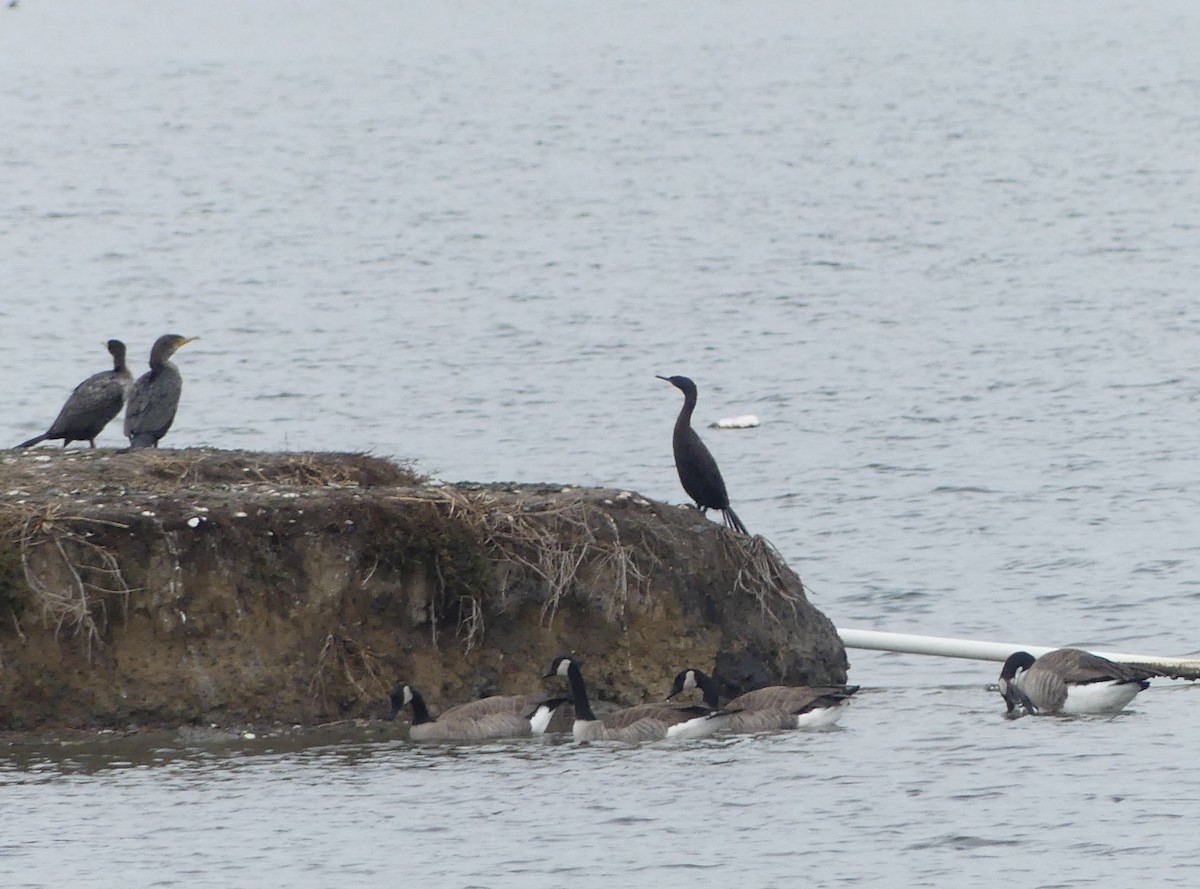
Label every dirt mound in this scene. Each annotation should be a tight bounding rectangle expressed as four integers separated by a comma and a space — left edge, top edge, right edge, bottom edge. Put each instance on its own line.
0, 449, 846, 734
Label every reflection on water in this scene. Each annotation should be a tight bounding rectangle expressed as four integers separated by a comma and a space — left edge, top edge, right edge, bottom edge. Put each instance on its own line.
3, 0, 1200, 884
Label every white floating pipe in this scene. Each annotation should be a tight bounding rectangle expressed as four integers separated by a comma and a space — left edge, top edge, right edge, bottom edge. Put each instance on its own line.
837, 627, 1200, 681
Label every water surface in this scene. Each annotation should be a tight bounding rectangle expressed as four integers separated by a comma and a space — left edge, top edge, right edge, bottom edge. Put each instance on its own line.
2, 0, 1200, 885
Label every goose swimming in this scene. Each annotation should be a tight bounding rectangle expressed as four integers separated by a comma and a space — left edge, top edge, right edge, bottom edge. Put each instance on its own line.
388, 683, 566, 741
667, 667, 858, 732
545, 656, 728, 741
998, 648, 1153, 716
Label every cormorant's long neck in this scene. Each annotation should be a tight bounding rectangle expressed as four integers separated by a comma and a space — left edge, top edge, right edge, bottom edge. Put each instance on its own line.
408, 689, 434, 725
112, 354, 128, 374
675, 390, 697, 433
696, 672, 721, 709
566, 663, 597, 721
146, 358, 178, 382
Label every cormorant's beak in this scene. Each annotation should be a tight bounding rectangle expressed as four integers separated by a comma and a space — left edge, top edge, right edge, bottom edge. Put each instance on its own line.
655, 375, 669, 382
178, 336, 200, 347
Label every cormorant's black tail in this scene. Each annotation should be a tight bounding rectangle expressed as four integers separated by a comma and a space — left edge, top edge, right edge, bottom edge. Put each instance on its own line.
15, 433, 48, 449
128, 433, 158, 449
723, 507, 748, 535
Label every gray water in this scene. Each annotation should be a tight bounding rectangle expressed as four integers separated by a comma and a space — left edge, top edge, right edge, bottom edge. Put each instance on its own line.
3, 0, 1200, 885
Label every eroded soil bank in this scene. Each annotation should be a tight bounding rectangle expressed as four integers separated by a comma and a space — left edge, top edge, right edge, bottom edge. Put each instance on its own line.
0, 448, 847, 734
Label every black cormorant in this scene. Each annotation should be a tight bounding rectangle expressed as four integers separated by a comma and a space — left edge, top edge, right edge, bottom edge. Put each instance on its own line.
657, 374, 748, 534
124, 334, 198, 449
16, 339, 133, 449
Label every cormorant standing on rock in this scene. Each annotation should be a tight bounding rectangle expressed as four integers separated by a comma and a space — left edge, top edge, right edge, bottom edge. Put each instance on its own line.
657, 374, 748, 534
16, 339, 133, 449
124, 334, 197, 449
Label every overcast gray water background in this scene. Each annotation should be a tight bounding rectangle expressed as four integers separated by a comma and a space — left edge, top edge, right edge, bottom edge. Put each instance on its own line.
3, 0, 1200, 886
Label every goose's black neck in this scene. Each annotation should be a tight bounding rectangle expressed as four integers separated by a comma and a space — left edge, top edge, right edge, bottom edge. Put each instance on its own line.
693, 670, 721, 709
565, 662, 597, 722
1000, 651, 1036, 680
407, 688, 434, 724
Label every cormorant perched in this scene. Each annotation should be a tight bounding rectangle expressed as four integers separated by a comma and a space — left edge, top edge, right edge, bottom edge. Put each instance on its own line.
16, 339, 133, 449
124, 334, 198, 449
657, 374, 748, 534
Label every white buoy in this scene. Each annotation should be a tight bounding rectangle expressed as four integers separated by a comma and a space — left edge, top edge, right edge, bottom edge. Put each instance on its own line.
837, 627, 1200, 681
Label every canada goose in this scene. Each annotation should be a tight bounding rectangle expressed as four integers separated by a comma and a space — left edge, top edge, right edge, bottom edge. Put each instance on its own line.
667, 668, 859, 732
388, 683, 567, 741
544, 656, 728, 741
998, 648, 1154, 716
